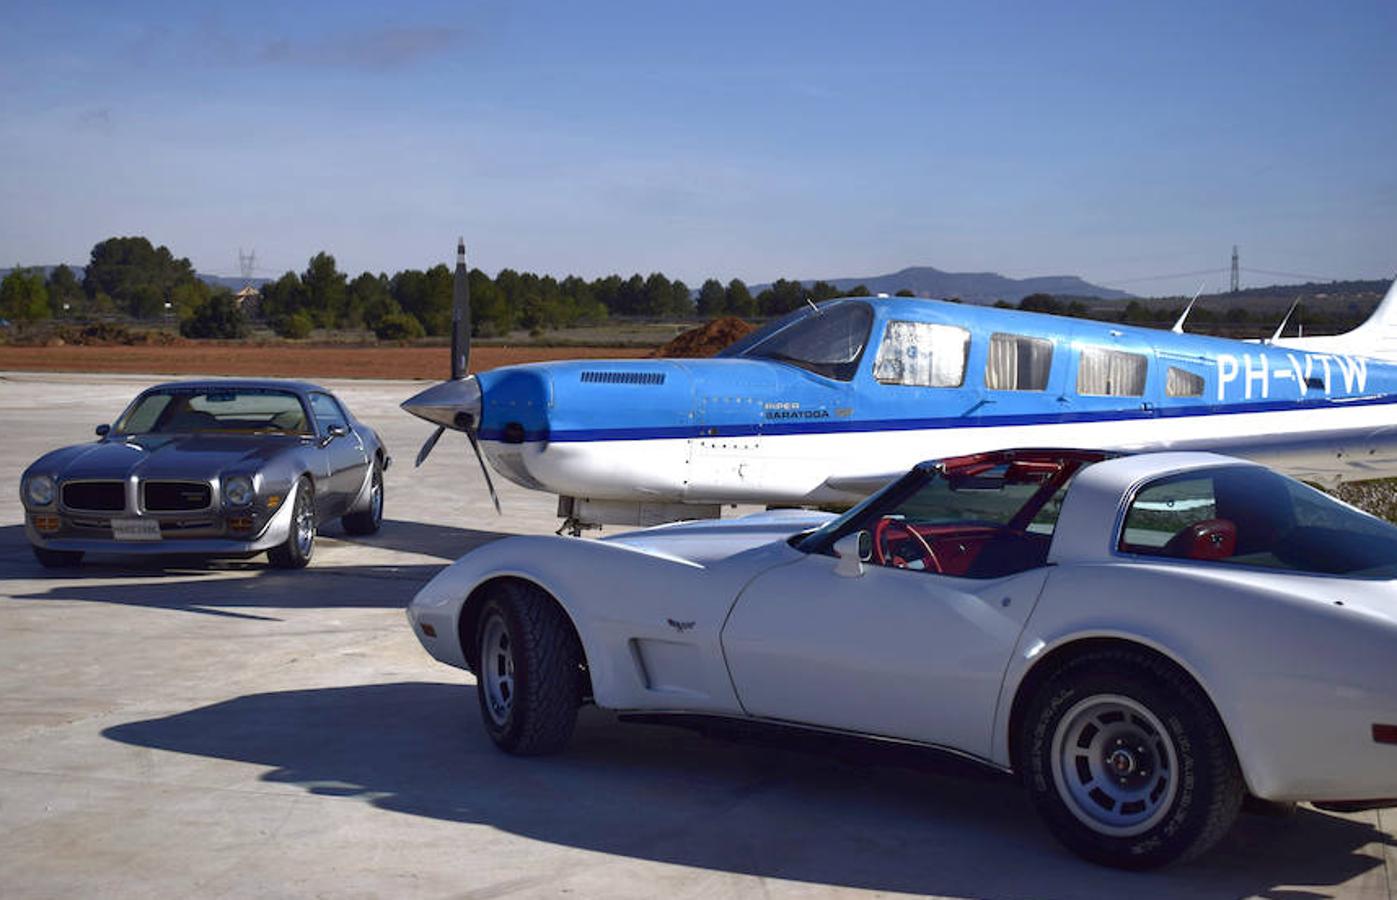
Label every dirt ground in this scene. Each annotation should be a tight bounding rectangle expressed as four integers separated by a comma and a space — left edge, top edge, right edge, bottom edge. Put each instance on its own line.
0, 344, 651, 380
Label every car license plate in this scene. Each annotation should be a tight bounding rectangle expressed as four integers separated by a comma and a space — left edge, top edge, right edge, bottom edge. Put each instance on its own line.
112, 518, 162, 542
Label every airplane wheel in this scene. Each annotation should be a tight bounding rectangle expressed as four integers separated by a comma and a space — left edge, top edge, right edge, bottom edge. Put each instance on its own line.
1020, 648, 1243, 869
475, 582, 582, 755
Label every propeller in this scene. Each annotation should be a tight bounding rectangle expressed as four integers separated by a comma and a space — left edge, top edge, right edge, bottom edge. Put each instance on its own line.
401, 238, 501, 514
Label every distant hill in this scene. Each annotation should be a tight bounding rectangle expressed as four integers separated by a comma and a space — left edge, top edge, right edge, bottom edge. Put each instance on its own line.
0, 265, 267, 292
752, 266, 1133, 304
1090, 279, 1391, 317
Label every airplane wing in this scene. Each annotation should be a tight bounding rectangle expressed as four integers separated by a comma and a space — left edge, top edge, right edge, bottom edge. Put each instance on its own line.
818, 472, 903, 497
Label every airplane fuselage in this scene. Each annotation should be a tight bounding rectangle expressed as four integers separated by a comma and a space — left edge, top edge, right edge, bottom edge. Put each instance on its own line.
465, 298, 1397, 507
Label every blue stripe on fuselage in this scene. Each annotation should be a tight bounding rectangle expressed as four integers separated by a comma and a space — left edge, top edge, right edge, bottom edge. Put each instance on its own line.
478, 392, 1397, 443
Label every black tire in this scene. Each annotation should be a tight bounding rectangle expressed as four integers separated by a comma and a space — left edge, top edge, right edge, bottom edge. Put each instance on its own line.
33, 546, 83, 568
267, 478, 315, 569
1020, 648, 1244, 869
474, 582, 583, 755
341, 460, 383, 536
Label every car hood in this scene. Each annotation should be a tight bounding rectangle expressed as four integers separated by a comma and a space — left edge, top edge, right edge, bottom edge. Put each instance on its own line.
30, 434, 305, 481
601, 508, 837, 567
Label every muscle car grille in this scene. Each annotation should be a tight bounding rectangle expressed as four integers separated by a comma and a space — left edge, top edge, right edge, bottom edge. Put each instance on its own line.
144, 481, 212, 512
62, 481, 125, 512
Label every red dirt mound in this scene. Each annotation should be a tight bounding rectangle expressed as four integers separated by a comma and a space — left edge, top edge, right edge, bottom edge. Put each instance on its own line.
650, 317, 755, 358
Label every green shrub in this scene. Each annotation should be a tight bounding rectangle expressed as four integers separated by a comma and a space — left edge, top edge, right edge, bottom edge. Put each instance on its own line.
275, 312, 314, 339
180, 295, 249, 340
373, 311, 425, 341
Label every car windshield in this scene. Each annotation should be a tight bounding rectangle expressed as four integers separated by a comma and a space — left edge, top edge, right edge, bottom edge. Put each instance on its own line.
719, 301, 874, 381
1120, 464, 1397, 578
115, 388, 311, 435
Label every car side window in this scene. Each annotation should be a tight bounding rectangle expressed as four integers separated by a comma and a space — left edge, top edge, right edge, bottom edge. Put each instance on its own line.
309, 392, 348, 435
1120, 465, 1397, 577
1120, 476, 1217, 553
857, 464, 1069, 578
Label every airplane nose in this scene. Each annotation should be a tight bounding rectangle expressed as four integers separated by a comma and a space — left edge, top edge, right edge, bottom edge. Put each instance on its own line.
401, 375, 483, 430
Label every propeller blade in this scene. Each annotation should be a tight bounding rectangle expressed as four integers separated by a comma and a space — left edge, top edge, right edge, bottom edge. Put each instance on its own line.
415, 425, 446, 468
464, 426, 502, 515
451, 238, 471, 381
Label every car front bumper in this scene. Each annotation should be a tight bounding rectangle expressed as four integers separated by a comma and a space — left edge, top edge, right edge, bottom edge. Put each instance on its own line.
25, 492, 296, 557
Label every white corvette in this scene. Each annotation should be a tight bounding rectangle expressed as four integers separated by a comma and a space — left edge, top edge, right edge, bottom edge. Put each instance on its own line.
408, 449, 1397, 869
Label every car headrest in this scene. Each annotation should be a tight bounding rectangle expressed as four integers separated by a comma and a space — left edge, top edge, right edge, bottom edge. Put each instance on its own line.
1163, 518, 1237, 561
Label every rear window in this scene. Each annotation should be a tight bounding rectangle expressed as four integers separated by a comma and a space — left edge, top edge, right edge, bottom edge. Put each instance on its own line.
1120, 465, 1397, 577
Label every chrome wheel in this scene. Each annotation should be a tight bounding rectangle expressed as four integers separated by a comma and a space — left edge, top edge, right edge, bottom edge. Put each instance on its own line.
481, 613, 515, 726
369, 468, 383, 523
294, 491, 315, 555
1050, 694, 1179, 837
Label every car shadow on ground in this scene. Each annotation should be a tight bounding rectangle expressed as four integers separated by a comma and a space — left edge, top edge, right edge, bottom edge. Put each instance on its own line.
0, 521, 503, 618
102, 681, 1393, 899
327, 517, 508, 560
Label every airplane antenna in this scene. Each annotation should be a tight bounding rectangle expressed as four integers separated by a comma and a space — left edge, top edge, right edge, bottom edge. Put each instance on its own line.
1171, 282, 1208, 334
1268, 297, 1301, 343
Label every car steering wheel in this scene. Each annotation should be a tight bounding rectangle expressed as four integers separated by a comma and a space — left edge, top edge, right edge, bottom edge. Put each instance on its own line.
871, 518, 942, 573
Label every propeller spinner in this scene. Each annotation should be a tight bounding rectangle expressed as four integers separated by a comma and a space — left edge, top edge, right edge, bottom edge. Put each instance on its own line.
400, 239, 501, 514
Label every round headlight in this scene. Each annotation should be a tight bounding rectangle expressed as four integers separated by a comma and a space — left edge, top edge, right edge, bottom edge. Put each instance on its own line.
26, 475, 55, 506
224, 476, 254, 507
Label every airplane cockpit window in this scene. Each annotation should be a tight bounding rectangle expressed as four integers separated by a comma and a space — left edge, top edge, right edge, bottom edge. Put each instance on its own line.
1166, 366, 1205, 398
1076, 347, 1148, 397
722, 301, 873, 381
873, 321, 970, 388
986, 333, 1053, 391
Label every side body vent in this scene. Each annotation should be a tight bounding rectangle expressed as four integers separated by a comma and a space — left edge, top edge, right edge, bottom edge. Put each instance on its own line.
580, 371, 667, 386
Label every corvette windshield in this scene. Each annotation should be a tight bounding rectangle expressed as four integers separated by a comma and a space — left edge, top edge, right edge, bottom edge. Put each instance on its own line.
116, 388, 311, 435
720, 301, 874, 381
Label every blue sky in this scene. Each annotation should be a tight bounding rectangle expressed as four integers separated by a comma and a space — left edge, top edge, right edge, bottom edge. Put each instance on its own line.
2, 0, 1395, 296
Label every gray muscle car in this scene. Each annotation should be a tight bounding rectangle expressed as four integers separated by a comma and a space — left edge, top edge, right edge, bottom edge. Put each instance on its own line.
20, 380, 389, 569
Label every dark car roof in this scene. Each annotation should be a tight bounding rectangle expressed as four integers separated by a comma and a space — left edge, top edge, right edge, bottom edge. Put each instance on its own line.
140, 379, 331, 396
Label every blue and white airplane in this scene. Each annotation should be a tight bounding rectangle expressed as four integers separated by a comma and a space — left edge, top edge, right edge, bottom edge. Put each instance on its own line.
405, 242, 1397, 529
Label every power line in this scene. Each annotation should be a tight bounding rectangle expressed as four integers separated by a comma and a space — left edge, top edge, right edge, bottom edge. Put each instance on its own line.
1098, 268, 1229, 286
1241, 266, 1348, 283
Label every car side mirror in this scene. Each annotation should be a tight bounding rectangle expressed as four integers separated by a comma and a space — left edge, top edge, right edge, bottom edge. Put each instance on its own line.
321, 424, 347, 446
833, 531, 871, 577
95, 423, 110, 437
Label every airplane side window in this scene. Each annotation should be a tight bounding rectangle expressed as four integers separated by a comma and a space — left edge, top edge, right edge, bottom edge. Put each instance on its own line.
873, 321, 969, 388
1076, 347, 1147, 397
986, 333, 1053, 391
1166, 366, 1205, 398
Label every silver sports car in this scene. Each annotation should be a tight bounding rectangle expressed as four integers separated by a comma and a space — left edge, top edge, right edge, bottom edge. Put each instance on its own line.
20, 379, 389, 569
